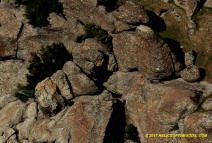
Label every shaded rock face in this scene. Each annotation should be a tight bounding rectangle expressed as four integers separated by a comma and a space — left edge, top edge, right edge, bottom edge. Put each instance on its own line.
113, 25, 174, 79
0, 37, 17, 60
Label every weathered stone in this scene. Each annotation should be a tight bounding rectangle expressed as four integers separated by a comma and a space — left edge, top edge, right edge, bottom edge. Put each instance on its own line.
74, 60, 95, 75
180, 65, 200, 82
91, 6, 116, 32
185, 50, 195, 66
113, 25, 174, 79
48, 12, 66, 28
182, 112, 212, 143
0, 95, 16, 110
24, 102, 37, 119
104, 71, 143, 95
62, 61, 99, 95
0, 101, 26, 133
35, 77, 65, 114
7, 134, 18, 143
123, 79, 201, 143
202, 98, 212, 111
107, 53, 118, 72
3, 128, 15, 141
174, 0, 198, 17
112, 1, 149, 24
205, 0, 212, 8
0, 36, 17, 59
51, 70, 73, 100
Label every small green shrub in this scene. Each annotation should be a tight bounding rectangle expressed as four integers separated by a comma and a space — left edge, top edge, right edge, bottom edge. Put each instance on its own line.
124, 124, 140, 143
14, 43, 72, 102
78, 23, 113, 51
18, 0, 63, 27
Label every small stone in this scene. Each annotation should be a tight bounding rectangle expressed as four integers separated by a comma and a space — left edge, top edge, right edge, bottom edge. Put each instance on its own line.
202, 98, 212, 111
180, 65, 200, 82
185, 50, 195, 66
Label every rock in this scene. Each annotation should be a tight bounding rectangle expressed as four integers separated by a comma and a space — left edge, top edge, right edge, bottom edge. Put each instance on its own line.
91, 6, 116, 32
112, 1, 149, 24
182, 112, 212, 143
180, 65, 200, 82
123, 79, 201, 143
7, 134, 18, 143
48, 13, 66, 28
83, 38, 108, 53
60, 0, 97, 22
174, 0, 198, 17
3, 128, 15, 141
114, 20, 135, 33
62, 61, 99, 95
204, 0, 212, 8
0, 36, 17, 60
75, 60, 95, 75
51, 70, 74, 100
0, 101, 26, 133
185, 50, 195, 66
0, 95, 16, 110
28, 92, 113, 143
35, 77, 65, 115
202, 98, 212, 111
107, 54, 118, 72
0, 5, 24, 38
104, 71, 143, 95
24, 102, 37, 119
72, 44, 105, 67
112, 25, 174, 79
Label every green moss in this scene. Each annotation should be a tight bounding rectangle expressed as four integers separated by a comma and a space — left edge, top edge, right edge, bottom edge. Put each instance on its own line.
159, 26, 180, 41
78, 23, 113, 51
14, 43, 72, 102
124, 124, 140, 143
18, 0, 63, 27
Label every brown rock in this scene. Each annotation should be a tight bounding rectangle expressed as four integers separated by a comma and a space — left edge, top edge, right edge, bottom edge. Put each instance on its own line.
205, 0, 212, 8
112, 1, 149, 24
202, 98, 212, 111
113, 25, 174, 79
0, 36, 17, 59
104, 71, 143, 95
0, 101, 26, 133
62, 61, 99, 95
35, 77, 65, 114
123, 79, 201, 143
51, 70, 74, 100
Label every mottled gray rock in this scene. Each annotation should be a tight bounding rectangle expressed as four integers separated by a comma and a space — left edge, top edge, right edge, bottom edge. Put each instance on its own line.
51, 70, 74, 100
180, 65, 200, 82
35, 77, 65, 114
185, 50, 195, 66
62, 61, 99, 95
202, 98, 212, 111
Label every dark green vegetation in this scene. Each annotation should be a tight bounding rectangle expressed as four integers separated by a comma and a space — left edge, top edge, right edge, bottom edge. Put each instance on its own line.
14, 43, 72, 102
78, 23, 113, 51
18, 0, 63, 27
124, 124, 141, 143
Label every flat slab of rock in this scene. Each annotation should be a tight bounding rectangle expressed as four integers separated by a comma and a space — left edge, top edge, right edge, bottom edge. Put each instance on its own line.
62, 61, 99, 96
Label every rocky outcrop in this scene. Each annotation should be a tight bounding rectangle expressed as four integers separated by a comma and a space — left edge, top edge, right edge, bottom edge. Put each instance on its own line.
205, 0, 212, 8
113, 25, 174, 79
123, 79, 205, 143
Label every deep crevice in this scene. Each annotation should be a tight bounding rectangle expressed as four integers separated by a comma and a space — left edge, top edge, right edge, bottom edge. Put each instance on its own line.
104, 99, 126, 143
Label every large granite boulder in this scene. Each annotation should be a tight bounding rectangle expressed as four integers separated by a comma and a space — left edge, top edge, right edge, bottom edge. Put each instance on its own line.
113, 25, 174, 79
